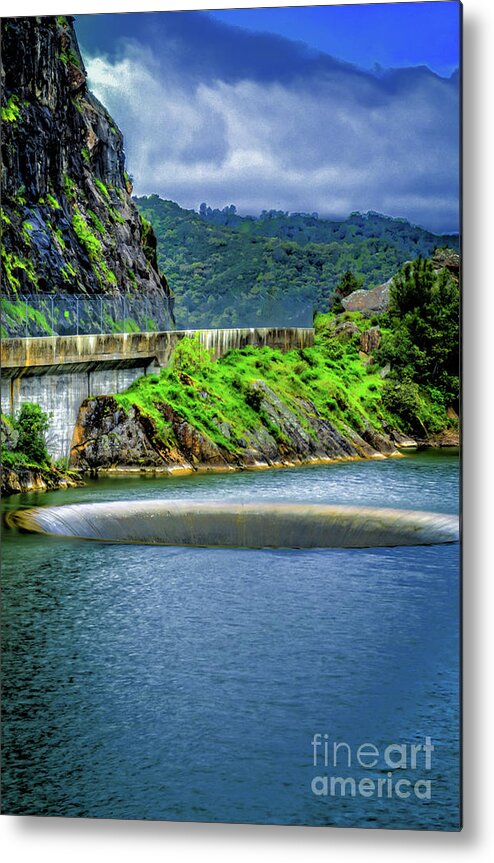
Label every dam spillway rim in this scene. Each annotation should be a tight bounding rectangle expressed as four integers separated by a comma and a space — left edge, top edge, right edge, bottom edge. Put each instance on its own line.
8, 499, 460, 550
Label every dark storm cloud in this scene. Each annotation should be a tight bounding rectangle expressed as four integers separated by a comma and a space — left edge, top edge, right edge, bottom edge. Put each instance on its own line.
77, 11, 459, 232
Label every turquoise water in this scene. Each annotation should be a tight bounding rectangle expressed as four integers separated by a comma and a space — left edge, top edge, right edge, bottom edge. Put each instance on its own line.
1, 451, 460, 829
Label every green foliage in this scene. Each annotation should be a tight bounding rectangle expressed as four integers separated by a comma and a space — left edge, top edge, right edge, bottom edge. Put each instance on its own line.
0, 297, 53, 335
13, 403, 50, 465
1, 94, 21, 123
126, 267, 138, 289
331, 270, 362, 312
381, 379, 424, 435
377, 257, 460, 406
135, 195, 459, 328
94, 178, 110, 201
21, 220, 34, 244
139, 213, 156, 266
100, 262, 117, 285
115, 318, 392, 454
52, 225, 66, 249
46, 193, 61, 210
172, 334, 212, 374
88, 210, 106, 234
82, 146, 90, 164
59, 47, 80, 68
0, 447, 32, 468
72, 211, 102, 260
71, 210, 117, 288
1, 248, 38, 292
64, 175, 77, 201
109, 205, 125, 225
60, 261, 77, 283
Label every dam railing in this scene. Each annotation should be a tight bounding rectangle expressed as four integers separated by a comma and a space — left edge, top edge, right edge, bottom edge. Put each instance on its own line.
1, 293, 173, 339
1, 293, 314, 338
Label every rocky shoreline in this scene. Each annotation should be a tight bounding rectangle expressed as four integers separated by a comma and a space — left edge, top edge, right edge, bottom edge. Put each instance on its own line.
1, 464, 83, 497
1, 434, 458, 497
68, 389, 458, 481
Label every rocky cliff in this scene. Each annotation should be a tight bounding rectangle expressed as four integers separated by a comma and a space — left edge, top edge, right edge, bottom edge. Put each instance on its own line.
1, 16, 173, 323
70, 385, 398, 476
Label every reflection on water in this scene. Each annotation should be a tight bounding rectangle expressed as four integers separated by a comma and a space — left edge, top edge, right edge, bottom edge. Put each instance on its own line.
1, 450, 460, 829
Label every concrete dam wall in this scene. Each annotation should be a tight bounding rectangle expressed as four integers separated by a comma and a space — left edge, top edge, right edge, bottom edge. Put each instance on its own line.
1, 327, 314, 461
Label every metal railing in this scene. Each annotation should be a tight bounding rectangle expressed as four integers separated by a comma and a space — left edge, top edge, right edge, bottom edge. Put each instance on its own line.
1, 293, 174, 338
1, 293, 314, 338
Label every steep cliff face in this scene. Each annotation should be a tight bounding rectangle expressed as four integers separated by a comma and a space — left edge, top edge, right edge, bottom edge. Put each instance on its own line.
1, 16, 173, 320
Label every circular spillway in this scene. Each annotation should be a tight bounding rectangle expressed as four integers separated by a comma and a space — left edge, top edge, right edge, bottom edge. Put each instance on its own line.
8, 500, 459, 549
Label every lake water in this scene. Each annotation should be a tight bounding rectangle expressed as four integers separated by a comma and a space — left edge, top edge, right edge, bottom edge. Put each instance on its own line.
1, 450, 460, 830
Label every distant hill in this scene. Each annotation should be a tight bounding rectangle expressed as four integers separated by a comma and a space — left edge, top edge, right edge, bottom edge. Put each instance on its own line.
135, 195, 459, 329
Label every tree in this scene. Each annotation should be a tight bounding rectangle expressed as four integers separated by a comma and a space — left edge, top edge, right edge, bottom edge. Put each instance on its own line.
172, 334, 211, 375
378, 257, 460, 407
14, 402, 50, 464
331, 270, 361, 312
388, 256, 436, 316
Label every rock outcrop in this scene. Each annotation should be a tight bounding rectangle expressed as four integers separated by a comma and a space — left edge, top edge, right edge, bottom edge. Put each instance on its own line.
431, 248, 460, 281
342, 277, 392, 314
1, 16, 173, 330
0, 464, 82, 496
342, 247, 459, 315
0, 414, 83, 495
70, 384, 400, 474
360, 326, 381, 354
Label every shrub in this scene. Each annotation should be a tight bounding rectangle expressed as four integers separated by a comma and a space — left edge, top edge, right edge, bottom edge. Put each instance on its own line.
381, 378, 424, 435
244, 386, 263, 412
1, 95, 21, 123
14, 403, 50, 464
172, 334, 211, 375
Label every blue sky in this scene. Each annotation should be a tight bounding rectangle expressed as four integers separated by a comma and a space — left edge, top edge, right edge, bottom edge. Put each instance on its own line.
210, 4, 460, 77
75, 3, 460, 232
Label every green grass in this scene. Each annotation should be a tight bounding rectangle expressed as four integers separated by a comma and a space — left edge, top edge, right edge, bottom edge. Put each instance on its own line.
113, 319, 395, 456
1, 248, 38, 292
46, 193, 61, 210
113, 309, 455, 459
94, 178, 110, 201
1, 95, 21, 123
88, 210, 106, 234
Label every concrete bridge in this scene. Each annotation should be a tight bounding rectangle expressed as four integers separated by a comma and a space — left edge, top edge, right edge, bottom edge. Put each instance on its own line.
1, 327, 314, 460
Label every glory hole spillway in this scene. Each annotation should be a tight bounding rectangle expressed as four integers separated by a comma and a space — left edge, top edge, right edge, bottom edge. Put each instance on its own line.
0, 327, 314, 462
10, 499, 459, 548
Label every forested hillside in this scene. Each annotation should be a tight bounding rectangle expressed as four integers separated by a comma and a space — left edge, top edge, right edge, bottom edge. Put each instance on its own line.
135, 195, 459, 329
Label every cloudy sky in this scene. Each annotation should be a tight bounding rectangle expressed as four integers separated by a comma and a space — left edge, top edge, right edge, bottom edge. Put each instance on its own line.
74, 3, 460, 233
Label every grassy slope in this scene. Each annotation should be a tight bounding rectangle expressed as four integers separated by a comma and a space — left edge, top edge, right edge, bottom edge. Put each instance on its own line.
114, 313, 453, 456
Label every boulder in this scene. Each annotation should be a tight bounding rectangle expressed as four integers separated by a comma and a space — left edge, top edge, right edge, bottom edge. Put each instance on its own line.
431, 248, 460, 281
390, 430, 418, 448
342, 278, 392, 313
329, 320, 360, 341
360, 326, 381, 354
